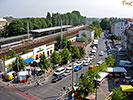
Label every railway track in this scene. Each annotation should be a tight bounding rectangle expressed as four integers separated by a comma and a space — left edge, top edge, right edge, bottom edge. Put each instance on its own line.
0, 25, 87, 58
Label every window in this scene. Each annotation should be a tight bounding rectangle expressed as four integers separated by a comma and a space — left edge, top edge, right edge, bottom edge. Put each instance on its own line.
50, 50, 52, 54
47, 51, 49, 56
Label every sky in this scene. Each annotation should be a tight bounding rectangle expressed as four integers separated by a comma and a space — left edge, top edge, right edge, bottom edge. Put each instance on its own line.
0, 0, 133, 18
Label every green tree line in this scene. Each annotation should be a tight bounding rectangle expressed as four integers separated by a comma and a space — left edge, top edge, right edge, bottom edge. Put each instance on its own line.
2, 10, 87, 37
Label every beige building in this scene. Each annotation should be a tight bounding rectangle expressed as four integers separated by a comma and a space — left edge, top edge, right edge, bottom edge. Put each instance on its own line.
122, 24, 133, 61
0, 18, 7, 30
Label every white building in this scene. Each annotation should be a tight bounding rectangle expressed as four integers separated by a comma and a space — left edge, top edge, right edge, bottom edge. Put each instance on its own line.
111, 21, 133, 37
0, 18, 7, 30
78, 29, 94, 41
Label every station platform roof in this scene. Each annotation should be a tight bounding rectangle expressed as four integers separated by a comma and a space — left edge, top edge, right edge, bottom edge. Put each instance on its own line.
30, 25, 72, 33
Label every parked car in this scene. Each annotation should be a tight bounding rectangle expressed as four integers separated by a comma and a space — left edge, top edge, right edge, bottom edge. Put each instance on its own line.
89, 54, 95, 60
53, 67, 65, 75
83, 61, 90, 66
63, 70, 71, 77
51, 75, 63, 83
99, 51, 104, 56
74, 61, 83, 66
119, 60, 132, 67
74, 65, 83, 71
66, 65, 73, 70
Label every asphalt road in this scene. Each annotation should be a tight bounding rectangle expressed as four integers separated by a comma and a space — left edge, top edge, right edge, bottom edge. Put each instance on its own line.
0, 84, 27, 100
20, 33, 108, 100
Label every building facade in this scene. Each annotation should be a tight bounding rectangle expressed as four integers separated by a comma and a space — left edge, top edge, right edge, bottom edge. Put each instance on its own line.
78, 29, 94, 41
0, 18, 7, 30
122, 24, 133, 62
111, 21, 133, 37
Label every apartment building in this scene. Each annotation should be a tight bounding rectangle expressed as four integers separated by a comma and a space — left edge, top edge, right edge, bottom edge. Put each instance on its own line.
122, 24, 133, 62
111, 21, 133, 37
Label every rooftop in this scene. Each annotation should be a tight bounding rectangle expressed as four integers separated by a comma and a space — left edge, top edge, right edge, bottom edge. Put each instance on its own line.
30, 25, 72, 33
0, 18, 7, 22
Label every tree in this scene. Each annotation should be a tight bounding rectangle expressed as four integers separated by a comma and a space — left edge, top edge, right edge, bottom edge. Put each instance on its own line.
22, 48, 27, 54
61, 47, 71, 63
79, 46, 85, 57
39, 54, 50, 69
100, 18, 111, 30
12, 55, 26, 71
77, 68, 101, 99
50, 51, 61, 65
46, 12, 52, 22
56, 35, 67, 49
92, 21, 100, 28
11, 50, 16, 58
66, 40, 72, 51
110, 87, 128, 100
110, 34, 121, 40
106, 54, 115, 67
70, 45, 80, 59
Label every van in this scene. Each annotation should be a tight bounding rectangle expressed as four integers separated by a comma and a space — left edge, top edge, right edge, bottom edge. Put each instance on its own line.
18, 71, 29, 83
53, 67, 65, 75
5, 71, 16, 81
119, 60, 131, 67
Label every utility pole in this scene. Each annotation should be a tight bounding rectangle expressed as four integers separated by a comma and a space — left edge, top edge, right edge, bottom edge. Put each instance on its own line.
60, 18, 63, 49
17, 55, 19, 72
72, 62, 74, 92
27, 21, 29, 40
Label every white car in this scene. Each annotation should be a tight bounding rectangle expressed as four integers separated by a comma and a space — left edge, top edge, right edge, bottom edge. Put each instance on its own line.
54, 67, 65, 75
66, 65, 73, 70
99, 51, 104, 56
74, 61, 83, 66
63, 70, 71, 77
83, 61, 89, 66
89, 55, 95, 60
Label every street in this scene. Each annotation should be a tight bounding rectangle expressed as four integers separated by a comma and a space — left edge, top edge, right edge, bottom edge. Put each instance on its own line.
0, 84, 27, 100
0, 33, 109, 100
19, 33, 109, 100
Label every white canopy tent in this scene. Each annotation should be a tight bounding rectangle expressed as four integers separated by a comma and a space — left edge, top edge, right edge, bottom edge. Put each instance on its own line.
96, 72, 109, 82
107, 67, 127, 73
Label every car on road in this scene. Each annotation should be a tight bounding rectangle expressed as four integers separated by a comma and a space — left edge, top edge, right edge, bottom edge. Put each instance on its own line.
74, 65, 83, 71
83, 61, 90, 66
66, 65, 73, 70
89, 54, 95, 60
63, 70, 71, 77
51, 75, 63, 83
99, 51, 104, 56
74, 61, 83, 66
53, 67, 65, 75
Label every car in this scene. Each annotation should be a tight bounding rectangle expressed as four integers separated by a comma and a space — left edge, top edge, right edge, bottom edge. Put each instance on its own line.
83, 61, 89, 66
53, 67, 65, 75
66, 65, 73, 70
99, 51, 104, 56
80, 73, 85, 78
97, 60, 103, 66
74, 61, 83, 66
74, 65, 83, 71
63, 70, 71, 77
51, 75, 63, 83
107, 49, 112, 54
89, 54, 95, 60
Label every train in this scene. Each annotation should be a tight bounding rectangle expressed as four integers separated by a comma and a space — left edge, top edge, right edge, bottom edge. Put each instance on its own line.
0, 38, 33, 49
